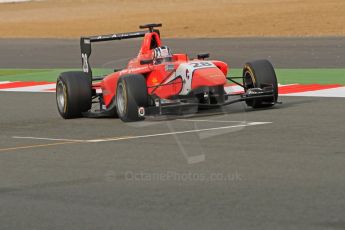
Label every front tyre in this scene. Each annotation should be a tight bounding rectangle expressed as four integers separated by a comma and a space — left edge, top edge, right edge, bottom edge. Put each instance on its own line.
243, 60, 278, 108
115, 74, 148, 122
56, 71, 92, 119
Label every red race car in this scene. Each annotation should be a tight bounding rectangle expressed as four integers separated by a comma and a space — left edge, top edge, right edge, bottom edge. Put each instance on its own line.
56, 24, 278, 122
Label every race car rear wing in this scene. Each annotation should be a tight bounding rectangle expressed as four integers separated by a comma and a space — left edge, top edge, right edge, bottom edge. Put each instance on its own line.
80, 24, 162, 81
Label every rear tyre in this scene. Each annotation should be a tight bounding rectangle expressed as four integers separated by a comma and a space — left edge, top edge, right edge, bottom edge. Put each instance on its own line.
115, 74, 148, 122
56, 71, 92, 119
242, 60, 278, 108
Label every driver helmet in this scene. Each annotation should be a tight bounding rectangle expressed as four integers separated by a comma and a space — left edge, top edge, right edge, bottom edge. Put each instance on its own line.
153, 46, 173, 64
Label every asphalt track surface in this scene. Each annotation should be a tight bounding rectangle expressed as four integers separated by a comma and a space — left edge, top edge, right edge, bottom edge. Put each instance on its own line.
1, 37, 345, 230
0, 37, 344, 68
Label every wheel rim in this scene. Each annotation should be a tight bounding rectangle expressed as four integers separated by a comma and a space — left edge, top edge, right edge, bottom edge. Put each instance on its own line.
56, 81, 67, 113
243, 70, 255, 89
116, 82, 127, 117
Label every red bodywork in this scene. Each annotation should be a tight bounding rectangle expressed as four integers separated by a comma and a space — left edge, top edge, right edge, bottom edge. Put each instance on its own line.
94, 31, 228, 107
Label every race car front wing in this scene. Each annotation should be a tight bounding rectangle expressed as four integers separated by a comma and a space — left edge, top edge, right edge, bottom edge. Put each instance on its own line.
142, 85, 275, 117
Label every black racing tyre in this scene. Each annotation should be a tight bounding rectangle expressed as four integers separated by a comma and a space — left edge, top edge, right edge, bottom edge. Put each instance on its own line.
242, 60, 278, 108
115, 74, 148, 122
56, 71, 92, 119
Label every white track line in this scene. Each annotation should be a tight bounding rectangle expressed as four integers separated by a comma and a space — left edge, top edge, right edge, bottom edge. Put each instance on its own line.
0, 83, 56, 92
12, 121, 272, 144
5, 83, 344, 98
76, 122, 272, 143
282, 86, 345, 98
278, 83, 298, 87
177, 119, 249, 123
0, 81, 13, 84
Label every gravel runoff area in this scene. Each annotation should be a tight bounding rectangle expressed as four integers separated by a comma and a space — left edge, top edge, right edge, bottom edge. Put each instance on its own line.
0, 0, 344, 38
